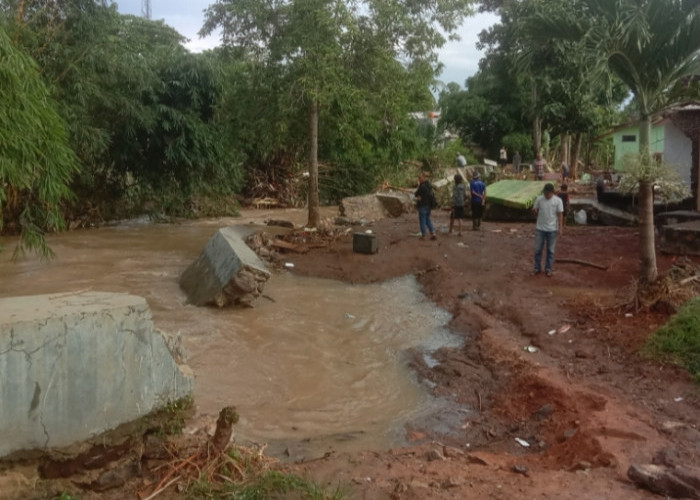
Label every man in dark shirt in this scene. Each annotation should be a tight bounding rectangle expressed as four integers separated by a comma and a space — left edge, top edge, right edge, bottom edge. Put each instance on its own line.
414, 172, 437, 240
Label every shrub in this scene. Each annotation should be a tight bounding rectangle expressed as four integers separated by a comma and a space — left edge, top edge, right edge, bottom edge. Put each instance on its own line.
644, 297, 700, 381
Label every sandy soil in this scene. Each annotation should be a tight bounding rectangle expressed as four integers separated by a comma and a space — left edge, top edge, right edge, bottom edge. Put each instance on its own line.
280, 210, 700, 499
2, 207, 699, 500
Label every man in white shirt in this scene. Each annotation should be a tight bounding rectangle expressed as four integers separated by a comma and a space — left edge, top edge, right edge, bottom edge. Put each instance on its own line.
532, 183, 564, 277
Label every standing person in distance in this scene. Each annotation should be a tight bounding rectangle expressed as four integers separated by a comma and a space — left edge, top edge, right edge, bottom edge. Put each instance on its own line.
532, 183, 564, 277
513, 150, 521, 175
414, 172, 437, 241
448, 174, 467, 236
470, 172, 487, 231
456, 152, 467, 168
499, 146, 507, 168
534, 152, 547, 180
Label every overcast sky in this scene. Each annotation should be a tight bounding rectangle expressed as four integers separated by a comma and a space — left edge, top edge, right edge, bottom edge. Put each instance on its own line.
114, 1, 498, 88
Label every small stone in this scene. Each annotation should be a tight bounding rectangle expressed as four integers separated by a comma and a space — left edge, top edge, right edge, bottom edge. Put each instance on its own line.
466, 454, 489, 466
652, 448, 682, 467
427, 448, 446, 461
533, 403, 554, 419
563, 428, 578, 441
441, 477, 461, 488
443, 446, 465, 458
570, 461, 592, 472
511, 465, 529, 476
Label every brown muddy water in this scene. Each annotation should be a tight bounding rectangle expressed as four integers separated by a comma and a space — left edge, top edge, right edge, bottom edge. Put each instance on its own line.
0, 211, 463, 459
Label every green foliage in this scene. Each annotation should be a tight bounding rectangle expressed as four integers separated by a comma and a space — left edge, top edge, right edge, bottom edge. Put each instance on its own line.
644, 297, 700, 381
188, 469, 345, 500
54, 493, 79, 500
203, 0, 475, 209
618, 152, 691, 201
501, 133, 533, 162
2, 2, 244, 226
0, 27, 78, 256
146, 395, 195, 436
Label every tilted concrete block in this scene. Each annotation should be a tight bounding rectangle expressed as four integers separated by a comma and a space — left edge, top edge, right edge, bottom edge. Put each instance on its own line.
179, 226, 271, 307
0, 292, 193, 458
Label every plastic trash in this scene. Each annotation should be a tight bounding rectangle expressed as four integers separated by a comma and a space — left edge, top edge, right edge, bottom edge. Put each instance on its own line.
515, 438, 530, 448
284, 262, 295, 268
548, 329, 556, 336
523, 346, 538, 353
344, 313, 355, 320
557, 324, 571, 334
574, 209, 587, 225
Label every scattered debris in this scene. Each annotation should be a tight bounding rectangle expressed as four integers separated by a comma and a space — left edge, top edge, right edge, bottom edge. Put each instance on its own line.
511, 465, 529, 477
523, 346, 538, 353
266, 219, 295, 229
628, 463, 700, 500
557, 258, 609, 270
514, 438, 530, 448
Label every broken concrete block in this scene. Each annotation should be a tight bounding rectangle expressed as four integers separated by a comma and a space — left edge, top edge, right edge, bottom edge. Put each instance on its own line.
179, 226, 271, 307
628, 463, 700, 499
0, 292, 193, 458
375, 191, 414, 217
660, 220, 700, 256
339, 194, 388, 223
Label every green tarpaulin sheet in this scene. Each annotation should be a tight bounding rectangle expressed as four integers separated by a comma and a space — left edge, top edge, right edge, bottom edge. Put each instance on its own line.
486, 180, 557, 209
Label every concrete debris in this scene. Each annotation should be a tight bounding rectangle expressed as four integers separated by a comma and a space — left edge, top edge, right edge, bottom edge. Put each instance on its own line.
340, 191, 414, 224
0, 292, 193, 458
628, 463, 700, 500
179, 226, 271, 308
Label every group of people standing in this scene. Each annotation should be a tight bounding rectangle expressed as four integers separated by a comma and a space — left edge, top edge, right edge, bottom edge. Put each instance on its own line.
414, 155, 565, 277
413, 166, 486, 239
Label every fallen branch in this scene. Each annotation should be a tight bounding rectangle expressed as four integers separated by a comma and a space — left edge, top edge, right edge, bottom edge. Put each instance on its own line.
557, 258, 608, 270
271, 240, 308, 254
678, 275, 700, 286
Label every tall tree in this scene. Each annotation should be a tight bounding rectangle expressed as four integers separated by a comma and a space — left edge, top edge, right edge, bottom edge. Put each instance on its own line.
202, 0, 474, 227
538, 0, 700, 283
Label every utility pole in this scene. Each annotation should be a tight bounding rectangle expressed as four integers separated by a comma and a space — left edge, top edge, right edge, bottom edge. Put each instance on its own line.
141, 0, 151, 20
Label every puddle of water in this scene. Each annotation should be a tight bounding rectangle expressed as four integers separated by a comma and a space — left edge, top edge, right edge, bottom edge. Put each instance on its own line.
0, 219, 462, 456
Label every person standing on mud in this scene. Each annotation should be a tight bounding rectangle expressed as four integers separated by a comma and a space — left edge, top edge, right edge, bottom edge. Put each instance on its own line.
456, 152, 467, 168
513, 150, 521, 174
532, 183, 564, 277
414, 172, 437, 240
448, 174, 467, 236
534, 153, 547, 180
470, 172, 486, 231
499, 146, 507, 168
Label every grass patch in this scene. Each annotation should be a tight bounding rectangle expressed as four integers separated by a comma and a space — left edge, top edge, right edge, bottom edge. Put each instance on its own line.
644, 296, 700, 381
188, 469, 345, 500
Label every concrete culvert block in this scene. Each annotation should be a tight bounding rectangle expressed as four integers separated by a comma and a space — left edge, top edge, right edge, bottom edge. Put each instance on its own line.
179, 226, 271, 307
0, 292, 193, 458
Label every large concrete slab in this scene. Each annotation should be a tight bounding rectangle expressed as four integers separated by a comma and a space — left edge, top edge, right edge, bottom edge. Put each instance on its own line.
179, 226, 271, 307
0, 292, 193, 458
571, 198, 638, 226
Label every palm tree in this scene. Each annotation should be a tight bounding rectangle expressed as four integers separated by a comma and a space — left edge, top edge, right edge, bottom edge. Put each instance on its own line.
537, 0, 700, 283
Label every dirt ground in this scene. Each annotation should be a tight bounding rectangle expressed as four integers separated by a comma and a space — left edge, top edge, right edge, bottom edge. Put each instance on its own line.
279, 210, 700, 499
2, 206, 699, 500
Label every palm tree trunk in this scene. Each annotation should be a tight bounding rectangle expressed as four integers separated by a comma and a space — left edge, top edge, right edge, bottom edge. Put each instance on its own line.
638, 115, 657, 283
307, 99, 320, 228
560, 132, 569, 170
531, 82, 541, 157
571, 133, 582, 181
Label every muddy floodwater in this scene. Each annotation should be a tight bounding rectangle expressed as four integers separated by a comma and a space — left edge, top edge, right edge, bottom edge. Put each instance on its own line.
0, 213, 462, 457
